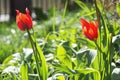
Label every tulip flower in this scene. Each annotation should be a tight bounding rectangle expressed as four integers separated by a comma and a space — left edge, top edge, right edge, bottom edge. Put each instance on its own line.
80, 18, 98, 40
16, 8, 33, 31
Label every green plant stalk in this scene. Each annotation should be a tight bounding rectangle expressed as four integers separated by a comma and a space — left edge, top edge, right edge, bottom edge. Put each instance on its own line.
42, 32, 52, 49
52, 7, 56, 33
26, 28, 41, 80
94, 40, 104, 78
29, 29, 48, 80
94, 0, 106, 80
94, 0, 107, 38
106, 33, 112, 80
94, 1, 113, 80
31, 28, 41, 61
60, 0, 68, 29
20, 21, 41, 80
109, 47, 112, 80
94, 1, 103, 78
94, 41, 104, 54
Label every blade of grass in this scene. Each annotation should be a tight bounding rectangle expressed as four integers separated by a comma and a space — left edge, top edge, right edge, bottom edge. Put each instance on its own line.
52, 7, 56, 33
60, 0, 68, 29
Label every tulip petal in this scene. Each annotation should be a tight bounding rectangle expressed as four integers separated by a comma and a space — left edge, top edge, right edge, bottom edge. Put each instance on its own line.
16, 8, 33, 31
80, 18, 98, 40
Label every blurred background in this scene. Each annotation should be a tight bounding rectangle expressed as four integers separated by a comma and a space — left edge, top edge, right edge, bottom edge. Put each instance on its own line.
0, 0, 92, 22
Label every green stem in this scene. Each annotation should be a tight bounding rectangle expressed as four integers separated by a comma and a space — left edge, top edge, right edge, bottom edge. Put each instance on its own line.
107, 34, 112, 80
94, 0, 107, 39
60, 0, 68, 29
94, 0, 100, 24
52, 7, 56, 32
94, 1, 106, 80
94, 40, 104, 80
20, 20, 41, 79
26, 28, 41, 80
94, 41, 104, 54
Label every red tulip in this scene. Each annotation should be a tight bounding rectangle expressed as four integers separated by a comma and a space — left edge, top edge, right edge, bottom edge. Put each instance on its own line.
80, 18, 98, 40
16, 8, 33, 31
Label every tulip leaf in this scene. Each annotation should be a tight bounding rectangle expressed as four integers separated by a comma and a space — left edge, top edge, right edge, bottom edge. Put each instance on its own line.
53, 62, 74, 74
3, 55, 14, 64
76, 49, 97, 67
75, 68, 100, 80
57, 45, 72, 69
20, 61, 28, 80
36, 43, 48, 80
3, 53, 21, 65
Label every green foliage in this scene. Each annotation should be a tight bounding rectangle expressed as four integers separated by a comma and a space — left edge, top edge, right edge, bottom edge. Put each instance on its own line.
36, 43, 48, 80
57, 45, 72, 69
76, 49, 97, 67
20, 61, 28, 80
0, 0, 120, 80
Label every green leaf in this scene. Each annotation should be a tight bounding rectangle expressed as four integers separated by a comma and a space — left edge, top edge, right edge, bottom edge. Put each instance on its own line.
36, 44, 48, 80
30, 35, 48, 80
111, 68, 120, 80
3, 53, 21, 65
75, 68, 100, 80
60, 0, 68, 29
76, 49, 97, 67
87, 49, 97, 66
3, 55, 14, 64
57, 45, 72, 69
56, 75, 65, 80
20, 62, 28, 80
57, 45, 66, 60
53, 62, 73, 74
